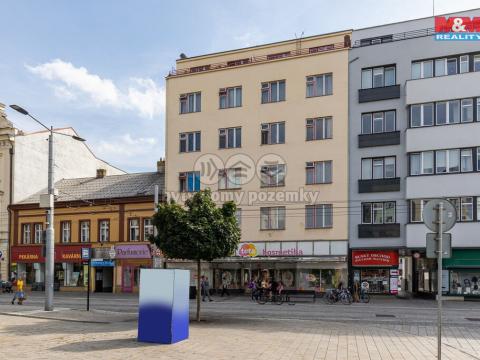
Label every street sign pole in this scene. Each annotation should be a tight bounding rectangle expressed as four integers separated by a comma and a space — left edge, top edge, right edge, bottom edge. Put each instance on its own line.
436, 202, 443, 360
87, 258, 91, 311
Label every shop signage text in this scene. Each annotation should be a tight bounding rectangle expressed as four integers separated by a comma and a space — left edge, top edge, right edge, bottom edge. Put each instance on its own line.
262, 248, 304, 256
115, 244, 151, 259
435, 16, 480, 41
11, 246, 44, 263
238, 243, 257, 257
352, 250, 399, 267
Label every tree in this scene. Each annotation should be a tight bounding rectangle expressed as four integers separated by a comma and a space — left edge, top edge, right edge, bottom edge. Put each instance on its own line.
150, 189, 241, 321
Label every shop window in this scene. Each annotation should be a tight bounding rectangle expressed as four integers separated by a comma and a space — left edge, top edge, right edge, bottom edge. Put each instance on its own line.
129, 219, 140, 241
451, 271, 480, 295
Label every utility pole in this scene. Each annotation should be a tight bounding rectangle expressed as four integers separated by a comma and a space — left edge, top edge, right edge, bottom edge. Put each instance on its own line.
436, 202, 443, 360
44, 126, 55, 311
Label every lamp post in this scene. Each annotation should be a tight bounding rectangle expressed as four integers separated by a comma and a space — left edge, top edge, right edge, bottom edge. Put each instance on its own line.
9, 105, 85, 311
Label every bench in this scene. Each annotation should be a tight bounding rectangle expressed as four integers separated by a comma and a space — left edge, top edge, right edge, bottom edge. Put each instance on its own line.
284, 290, 317, 303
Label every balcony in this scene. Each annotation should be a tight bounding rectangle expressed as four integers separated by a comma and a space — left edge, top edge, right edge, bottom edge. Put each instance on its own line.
405, 71, 480, 105
358, 178, 400, 193
358, 224, 400, 238
406, 173, 480, 199
358, 131, 400, 148
406, 223, 480, 248
358, 85, 400, 103
406, 122, 480, 153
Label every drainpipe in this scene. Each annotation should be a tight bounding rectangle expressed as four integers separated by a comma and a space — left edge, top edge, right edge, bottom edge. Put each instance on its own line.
7, 145, 14, 278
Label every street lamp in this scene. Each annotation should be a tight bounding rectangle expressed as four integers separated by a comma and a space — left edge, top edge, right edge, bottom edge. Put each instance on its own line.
9, 104, 85, 311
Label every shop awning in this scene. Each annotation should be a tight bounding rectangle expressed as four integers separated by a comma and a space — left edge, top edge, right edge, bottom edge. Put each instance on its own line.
443, 249, 480, 268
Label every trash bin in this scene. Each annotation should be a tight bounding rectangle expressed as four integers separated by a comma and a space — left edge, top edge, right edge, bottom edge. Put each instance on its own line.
189, 286, 196, 299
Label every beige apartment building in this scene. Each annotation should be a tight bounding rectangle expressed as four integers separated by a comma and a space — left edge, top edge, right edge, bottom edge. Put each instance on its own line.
165, 31, 351, 292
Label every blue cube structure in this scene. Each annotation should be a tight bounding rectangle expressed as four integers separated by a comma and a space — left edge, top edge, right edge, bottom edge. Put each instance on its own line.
137, 269, 190, 344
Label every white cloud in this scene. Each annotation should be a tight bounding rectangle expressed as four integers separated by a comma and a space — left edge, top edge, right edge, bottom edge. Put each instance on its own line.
26, 59, 164, 119
96, 133, 158, 157
233, 30, 265, 47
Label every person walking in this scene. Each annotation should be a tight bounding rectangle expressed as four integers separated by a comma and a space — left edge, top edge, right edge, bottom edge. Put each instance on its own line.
220, 272, 230, 297
11, 275, 25, 305
203, 276, 213, 302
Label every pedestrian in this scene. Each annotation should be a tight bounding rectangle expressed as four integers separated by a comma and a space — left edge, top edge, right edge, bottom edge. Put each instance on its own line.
11, 275, 25, 305
203, 276, 213, 302
220, 272, 230, 297
248, 278, 258, 300
353, 280, 360, 303
200, 275, 206, 300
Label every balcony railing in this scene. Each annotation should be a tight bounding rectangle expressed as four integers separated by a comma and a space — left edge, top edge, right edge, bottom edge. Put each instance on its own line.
353, 28, 435, 48
168, 40, 349, 77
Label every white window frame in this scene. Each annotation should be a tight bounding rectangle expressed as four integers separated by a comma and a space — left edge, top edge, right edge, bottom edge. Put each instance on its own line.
260, 207, 286, 230
412, 60, 433, 79
435, 58, 447, 76
179, 131, 200, 153
461, 99, 473, 123
143, 218, 154, 240
219, 86, 242, 109
410, 151, 434, 176
435, 149, 460, 174
305, 204, 333, 229
129, 218, 140, 241
411, 103, 434, 127
61, 221, 71, 243
306, 117, 332, 140
460, 55, 469, 73
261, 122, 285, 145
219, 127, 241, 149
306, 73, 333, 97
80, 221, 90, 243
99, 220, 109, 242
179, 92, 201, 114
34, 224, 43, 244
261, 80, 285, 103
306, 161, 332, 184
362, 157, 395, 179
410, 199, 428, 223
219, 168, 243, 190
475, 55, 480, 72
436, 100, 460, 125
261, 164, 286, 187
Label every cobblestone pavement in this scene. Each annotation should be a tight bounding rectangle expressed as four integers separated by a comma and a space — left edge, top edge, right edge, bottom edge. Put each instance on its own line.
1, 312, 480, 359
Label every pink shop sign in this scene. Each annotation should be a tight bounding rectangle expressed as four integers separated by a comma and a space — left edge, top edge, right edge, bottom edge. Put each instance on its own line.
115, 244, 151, 259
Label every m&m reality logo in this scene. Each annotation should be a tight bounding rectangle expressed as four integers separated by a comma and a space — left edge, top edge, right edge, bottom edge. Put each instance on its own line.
435, 16, 480, 41
238, 243, 257, 257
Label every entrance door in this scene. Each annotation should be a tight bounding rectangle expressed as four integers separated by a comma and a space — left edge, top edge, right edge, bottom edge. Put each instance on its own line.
95, 269, 103, 293
102, 267, 113, 292
122, 266, 133, 293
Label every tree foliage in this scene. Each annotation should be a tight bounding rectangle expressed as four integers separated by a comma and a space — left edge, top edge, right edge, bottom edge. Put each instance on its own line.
151, 189, 241, 262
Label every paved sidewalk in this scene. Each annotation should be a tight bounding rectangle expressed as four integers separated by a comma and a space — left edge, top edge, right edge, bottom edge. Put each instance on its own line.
1, 310, 480, 359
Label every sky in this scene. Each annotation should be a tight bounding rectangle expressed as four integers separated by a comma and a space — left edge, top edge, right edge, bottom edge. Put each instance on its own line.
0, 0, 478, 173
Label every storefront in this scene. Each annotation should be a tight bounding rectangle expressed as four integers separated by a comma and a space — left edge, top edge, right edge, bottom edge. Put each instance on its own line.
212, 241, 348, 293
350, 250, 399, 295
10, 246, 44, 288
114, 244, 152, 293
10, 245, 89, 291
91, 246, 116, 293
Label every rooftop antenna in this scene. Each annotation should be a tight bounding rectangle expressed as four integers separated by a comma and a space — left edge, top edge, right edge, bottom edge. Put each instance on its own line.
295, 31, 305, 51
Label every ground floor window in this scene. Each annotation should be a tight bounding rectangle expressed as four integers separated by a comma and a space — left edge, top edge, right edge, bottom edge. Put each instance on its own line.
359, 269, 390, 294
450, 270, 480, 295
415, 258, 437, 293
55, 263, 84, 287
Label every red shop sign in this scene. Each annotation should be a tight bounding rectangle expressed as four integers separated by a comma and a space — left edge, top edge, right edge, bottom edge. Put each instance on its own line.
352, 250, 398, 267
55, 245, 89, 262
11, 246, 44, 263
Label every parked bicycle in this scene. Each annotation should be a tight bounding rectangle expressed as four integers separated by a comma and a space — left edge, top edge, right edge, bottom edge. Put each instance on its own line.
359, 289, 370, 303
256, 289, 285, 305
324, 288, 352, 305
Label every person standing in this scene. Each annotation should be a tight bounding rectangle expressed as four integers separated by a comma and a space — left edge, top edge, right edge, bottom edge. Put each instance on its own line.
221, 272, 230, 297
11, 275, 25, 305
200, 275, 206, 301
203, 276, 213, 302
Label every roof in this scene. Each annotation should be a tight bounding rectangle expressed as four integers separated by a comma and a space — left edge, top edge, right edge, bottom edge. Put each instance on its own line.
18, 171, 164, 205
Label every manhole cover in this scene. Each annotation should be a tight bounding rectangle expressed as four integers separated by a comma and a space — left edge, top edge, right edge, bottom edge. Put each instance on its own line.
375, 314, 395, 318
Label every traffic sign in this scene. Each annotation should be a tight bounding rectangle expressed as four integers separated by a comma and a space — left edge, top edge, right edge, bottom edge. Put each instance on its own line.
422, 199, 457, 232
81, 248, 90, 260
426, 233, 452, 259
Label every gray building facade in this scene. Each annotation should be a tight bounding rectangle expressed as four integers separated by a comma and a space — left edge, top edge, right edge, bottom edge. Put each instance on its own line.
349, 9, 480, 297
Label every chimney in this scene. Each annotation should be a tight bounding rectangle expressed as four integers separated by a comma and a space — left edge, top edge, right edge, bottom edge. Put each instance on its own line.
344, 34, 351, 48
157, 158, 165, 173
96, 168, 107, 178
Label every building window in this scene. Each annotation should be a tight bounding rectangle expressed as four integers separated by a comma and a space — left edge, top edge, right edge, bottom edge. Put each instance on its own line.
460, 55, 469, 73
179, 92, 201, 114
362, 202, 396, 224
61, 221, 71, 243
218, 168, 243, 190
219, 86, 242, 109
129, 219, 140, 241
478, 198, 480, 221
34, 224, 43, 244
235, 209, 242, 227
361, 66, 395, 89
435, 58, 458, 76
22, 224, 31, 244
306, 161, 332, 184
261, 122, 285, 145
461, 149, 473, 172
143, 218, 154, 240
179, 131, 201, 153
410, 199, 428, 222
361, 157, 395, 179
306, 73, 333, 97
475, 55, 480, 72
260, 164, 285, 187
436, 100, 460, 125
410, 151, 434, 175
436, 149, 460, 173
478, 147, 480, 170
411, 60, 433, 79
179, 171, 200, 192
461, 99, 473, 123
305, 204, 333, 229
361, 110, 395, 134
260, 207, 285, 230
461, 197, 474, 221
306, 117, 332, 140
410, 103, 434, 127
261, 80, 285, 103
99, 220, 110, 242
80, 221, 90, 243
219, 127, 241, 149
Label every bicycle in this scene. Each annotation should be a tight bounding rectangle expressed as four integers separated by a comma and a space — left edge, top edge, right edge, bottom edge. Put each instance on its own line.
359, 290, 370, 303
257, 290, 284, 305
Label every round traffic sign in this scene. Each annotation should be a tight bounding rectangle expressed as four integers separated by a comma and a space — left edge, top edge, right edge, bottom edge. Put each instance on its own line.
422, 199, 457, 232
